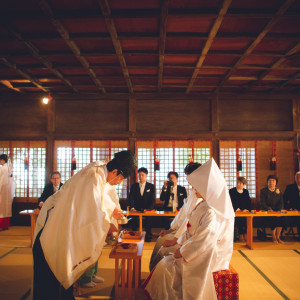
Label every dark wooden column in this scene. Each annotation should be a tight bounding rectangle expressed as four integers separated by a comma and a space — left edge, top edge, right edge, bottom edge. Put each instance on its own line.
128, 96, 137, 186
46, 98, 55, 182
211, 93, 220, 165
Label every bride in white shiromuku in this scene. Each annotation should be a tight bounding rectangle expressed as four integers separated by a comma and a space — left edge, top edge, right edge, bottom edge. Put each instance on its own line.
144, 158, 235, 300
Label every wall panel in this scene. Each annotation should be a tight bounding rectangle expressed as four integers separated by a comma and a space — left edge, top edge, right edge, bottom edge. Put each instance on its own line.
136, 99, 210, 134
0, 98, 47, 137
219, 99, 293, 131
55, 100, 128, 134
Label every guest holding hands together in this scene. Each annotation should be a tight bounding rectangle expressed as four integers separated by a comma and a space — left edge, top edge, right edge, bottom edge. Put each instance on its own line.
229, 177, 251, 242
259, 175, 284, 244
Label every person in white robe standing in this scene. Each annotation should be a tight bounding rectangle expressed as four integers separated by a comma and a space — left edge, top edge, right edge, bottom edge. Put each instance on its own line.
149, 163, 202, 270
144, 158, 235, 300
32, 150, 137, 300
0, 154, 14, 230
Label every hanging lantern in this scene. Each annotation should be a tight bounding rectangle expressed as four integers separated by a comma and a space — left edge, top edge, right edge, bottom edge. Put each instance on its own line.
189, 156, 194, 164
71, 156, 77, 170
24, 157, 29, 170
270, 156, 276, 170
237, 157, 242, 171
154, 157, 160, 171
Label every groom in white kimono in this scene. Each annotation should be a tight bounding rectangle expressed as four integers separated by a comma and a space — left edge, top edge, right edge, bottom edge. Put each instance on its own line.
32, 150, 137, 300
144, 158, 235, 300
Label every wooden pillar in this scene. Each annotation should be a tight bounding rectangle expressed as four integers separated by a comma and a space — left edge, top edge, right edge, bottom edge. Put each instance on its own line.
46, 98, 55, 182
128, 96, 137, 186
211, 93, 220, 165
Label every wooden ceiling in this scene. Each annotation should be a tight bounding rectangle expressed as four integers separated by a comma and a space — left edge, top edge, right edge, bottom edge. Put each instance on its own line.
0, 0, 300, 96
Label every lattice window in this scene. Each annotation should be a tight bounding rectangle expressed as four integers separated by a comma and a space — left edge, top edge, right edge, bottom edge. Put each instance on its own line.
29, 148, 46, 197
74, 148, 91, 175
137, 141, 212, 198
137, 148, 155, 186
57, 147, 72, 183
219, 147, 237, 192
55, 141, 128, 199
219, 141, 256, 198
93, 148, 110, 161
0, 141, 46, 198
0, 147, 10, 157
13, 147, 28, 197
111, 147, 128, 199
238, 148, 256, 198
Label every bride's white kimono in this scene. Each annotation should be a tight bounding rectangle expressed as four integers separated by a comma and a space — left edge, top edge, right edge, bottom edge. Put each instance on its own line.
144, 158, 235, 300
149, 190, 202, 270
34, 161, 118, 289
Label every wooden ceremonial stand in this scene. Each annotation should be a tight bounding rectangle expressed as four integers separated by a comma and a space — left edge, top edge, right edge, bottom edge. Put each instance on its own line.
109, 232, 145, 300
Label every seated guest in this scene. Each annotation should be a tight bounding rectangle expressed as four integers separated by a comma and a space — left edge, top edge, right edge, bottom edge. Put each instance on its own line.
259, 175, 284, 244
150, 163, 201, 270
229, 177, 251, 242
128, 167, 155, 242
144, 158, 234, 300
283, 172, 300, 240
38, 171, 63, 207
160, 171, 187, 229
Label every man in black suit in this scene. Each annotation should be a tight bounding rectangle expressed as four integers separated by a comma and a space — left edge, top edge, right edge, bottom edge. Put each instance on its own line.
283, 171, 300, 240
38, 171, 63, 207
128, 167, 155, 242
160, 171, 187, 229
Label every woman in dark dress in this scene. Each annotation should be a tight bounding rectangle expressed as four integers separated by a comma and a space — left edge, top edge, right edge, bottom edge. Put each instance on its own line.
229, 177, 251, 242
259, 175, 284, 244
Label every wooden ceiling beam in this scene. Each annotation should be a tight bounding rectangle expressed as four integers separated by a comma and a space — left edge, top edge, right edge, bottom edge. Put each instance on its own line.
0, 23, 78, 93
257, 42, 300, 81
2, 32, 299, 42
36, 0, 105, 93
97, 0, 134, 94
216, 0, 295, 91
158, 0, 169, 92
186, 0, 232, 94
3, 10, 296, 19
0, 57, 48, 93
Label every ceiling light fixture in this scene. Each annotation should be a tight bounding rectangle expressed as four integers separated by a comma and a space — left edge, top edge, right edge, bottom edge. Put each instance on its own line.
42, 93, 53, 105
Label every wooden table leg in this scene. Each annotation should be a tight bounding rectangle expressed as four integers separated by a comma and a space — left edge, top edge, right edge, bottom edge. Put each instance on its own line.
246, 216, 253, 249
121, 259, 126, 300
127, 259, 133, 300
115, 259, 119, 299
134, 258, 139, 299
139, 215, 143, 232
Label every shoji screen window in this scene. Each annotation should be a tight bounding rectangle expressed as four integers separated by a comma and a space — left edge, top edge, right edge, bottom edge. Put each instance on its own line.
219, 141, 256, 198
0, 141, 46, 198
136, 141, 212, 198
54, 140, 128, 198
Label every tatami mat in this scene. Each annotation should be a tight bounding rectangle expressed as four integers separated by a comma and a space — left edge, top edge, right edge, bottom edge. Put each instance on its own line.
1, 227, 300, 300
241, 250, 300, 300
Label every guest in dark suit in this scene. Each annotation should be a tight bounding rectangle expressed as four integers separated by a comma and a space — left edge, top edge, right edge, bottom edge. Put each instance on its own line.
229, 177, 251, 242
128, 167, 155, 242
283, 171, 300, 240
160, 171, 187, 229
38, 171, 63, 207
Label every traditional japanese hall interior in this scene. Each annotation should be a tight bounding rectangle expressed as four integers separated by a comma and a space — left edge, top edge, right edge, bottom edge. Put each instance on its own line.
0, 0, 300, 299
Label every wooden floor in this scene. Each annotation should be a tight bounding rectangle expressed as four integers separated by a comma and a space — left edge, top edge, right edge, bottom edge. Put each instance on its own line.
0, 227, 300, 300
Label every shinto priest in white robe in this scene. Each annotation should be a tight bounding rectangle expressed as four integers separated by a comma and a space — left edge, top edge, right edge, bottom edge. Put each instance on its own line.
0, 162, 14, 220
144, 158, 235, 300
33, 161, 120, 289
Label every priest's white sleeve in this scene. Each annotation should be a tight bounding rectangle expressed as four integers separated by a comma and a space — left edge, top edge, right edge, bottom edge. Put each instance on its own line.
170, 202, 186, 230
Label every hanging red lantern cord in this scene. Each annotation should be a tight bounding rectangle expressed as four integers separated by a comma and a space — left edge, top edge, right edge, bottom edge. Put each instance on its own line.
270, 141, 277, 171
